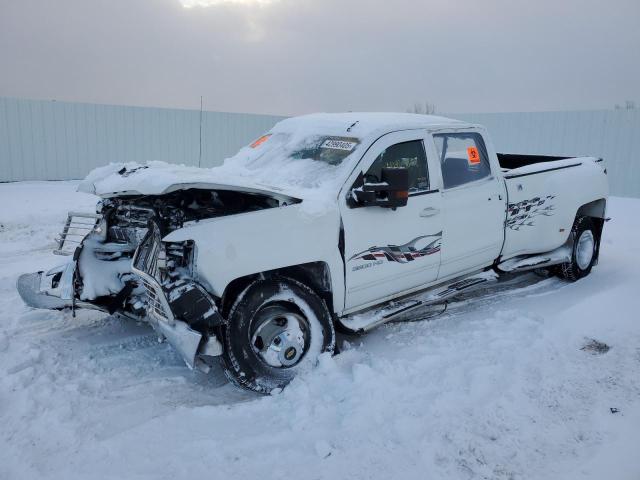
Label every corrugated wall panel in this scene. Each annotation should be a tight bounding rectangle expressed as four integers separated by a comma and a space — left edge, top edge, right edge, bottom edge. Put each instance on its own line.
451, 110, 640, 197
1, 98, 638, 197
0, 97, 286, 182
0, 98, 11, 181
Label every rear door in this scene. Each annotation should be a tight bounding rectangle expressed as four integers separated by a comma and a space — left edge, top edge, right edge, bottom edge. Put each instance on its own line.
432, 130, 505, 279
340, 130, 443, 312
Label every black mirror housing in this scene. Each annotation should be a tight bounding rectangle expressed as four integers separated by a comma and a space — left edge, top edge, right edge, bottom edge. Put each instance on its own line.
350, 167, 409, 209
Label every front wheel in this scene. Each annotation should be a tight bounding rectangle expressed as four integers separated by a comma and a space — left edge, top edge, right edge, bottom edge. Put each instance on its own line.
221, 276, 335, 394
558, 216, 598, 281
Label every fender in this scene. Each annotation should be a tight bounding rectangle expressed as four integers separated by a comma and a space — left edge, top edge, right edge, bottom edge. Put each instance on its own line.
163, 202, 346, 315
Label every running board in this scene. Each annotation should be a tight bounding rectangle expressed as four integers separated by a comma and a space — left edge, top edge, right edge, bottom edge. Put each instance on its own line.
338, 271, 497, 333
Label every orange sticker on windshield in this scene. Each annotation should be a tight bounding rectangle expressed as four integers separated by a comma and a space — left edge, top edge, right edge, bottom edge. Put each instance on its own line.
467, 146, 480, 164
250, 134, 271, 148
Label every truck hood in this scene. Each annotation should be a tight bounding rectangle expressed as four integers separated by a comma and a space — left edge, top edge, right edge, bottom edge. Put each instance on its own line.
78, 161, 300, 203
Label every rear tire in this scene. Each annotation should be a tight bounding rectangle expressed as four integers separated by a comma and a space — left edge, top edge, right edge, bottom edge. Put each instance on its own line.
558, 216, 598, 281
221, 276, 335, 394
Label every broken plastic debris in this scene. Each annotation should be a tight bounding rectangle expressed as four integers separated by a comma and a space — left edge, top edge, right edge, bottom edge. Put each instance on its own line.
580, 338, 610, 354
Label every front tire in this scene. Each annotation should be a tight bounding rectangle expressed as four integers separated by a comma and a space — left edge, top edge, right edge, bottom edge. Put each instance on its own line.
558, 216, 598, 281
221, 276, 335, 394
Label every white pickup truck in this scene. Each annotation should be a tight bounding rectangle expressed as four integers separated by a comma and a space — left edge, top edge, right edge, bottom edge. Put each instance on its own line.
18, 113, 609, 393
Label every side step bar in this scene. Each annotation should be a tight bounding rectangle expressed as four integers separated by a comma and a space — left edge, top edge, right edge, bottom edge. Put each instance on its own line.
338, 271, 497, 333
496, 245, 571, 273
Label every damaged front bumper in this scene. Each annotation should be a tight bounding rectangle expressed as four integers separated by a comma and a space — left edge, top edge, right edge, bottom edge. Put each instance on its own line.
18, 223, 226, 370
131, 224, 225, 369
135, 271, 224, 368
17, 262, 106, 312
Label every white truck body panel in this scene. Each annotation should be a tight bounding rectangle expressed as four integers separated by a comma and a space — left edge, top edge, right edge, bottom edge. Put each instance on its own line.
163, 203, 347, 313
339, 129, 443, 311
501, 158, 608, 259
79, 114, 608, 318
430, 126, 507, 279
18, 113, 610, 370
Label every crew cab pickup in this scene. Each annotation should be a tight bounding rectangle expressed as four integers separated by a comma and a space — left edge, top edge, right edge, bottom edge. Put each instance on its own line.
17, 113, 609, 393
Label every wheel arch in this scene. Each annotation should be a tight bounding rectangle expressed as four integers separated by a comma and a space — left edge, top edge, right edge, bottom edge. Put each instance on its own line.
575, 198, 606, 235
576, 198, 607, 220
220, 261, 335, 317
574, 198, 607, 261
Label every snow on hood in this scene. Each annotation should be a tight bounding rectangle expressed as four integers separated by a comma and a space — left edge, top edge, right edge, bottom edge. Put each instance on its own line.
79, 112, 465, 215
77, 161, 337, 216
78, 161, 296, 199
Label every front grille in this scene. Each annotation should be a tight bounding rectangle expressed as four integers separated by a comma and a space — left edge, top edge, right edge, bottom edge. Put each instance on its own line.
133, 223, 164, 279
132, 222, 174, 324
142, 278, 172, 323
108, 225, 148, 246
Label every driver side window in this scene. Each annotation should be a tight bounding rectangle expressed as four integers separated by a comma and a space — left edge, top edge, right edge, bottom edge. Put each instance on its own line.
365, 140, 429, 193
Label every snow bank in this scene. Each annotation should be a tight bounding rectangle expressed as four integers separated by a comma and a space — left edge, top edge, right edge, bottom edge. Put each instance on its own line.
0, 181, 97, 257
0, 182, 639, 480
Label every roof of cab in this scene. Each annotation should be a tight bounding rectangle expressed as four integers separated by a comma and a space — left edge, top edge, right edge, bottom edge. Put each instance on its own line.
272, 112, 474, 140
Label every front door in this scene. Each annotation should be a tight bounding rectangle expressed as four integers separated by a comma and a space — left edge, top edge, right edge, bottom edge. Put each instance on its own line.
340, 130, 443, 312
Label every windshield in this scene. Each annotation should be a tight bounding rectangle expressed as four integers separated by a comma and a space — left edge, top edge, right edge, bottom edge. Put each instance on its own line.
250, 133, 359, 166
214, 131, 362, 193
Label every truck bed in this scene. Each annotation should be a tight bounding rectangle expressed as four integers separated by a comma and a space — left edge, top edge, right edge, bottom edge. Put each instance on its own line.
497, 153, 574, 170
498, 154, 602, 179
499, 153, 607, 260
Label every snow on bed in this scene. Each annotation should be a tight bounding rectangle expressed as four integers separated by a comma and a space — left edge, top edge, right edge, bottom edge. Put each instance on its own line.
0, 181, 639, 480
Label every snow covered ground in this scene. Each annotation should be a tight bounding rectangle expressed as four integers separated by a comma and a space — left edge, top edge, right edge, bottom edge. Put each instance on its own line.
1, 181, 639, 480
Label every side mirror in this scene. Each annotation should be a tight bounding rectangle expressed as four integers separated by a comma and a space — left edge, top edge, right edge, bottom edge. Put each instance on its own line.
350, 167, 409, 209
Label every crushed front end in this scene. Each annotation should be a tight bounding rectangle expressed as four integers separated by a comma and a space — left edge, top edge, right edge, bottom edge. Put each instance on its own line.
17, 187, 286, 370
131, 221, 224, 368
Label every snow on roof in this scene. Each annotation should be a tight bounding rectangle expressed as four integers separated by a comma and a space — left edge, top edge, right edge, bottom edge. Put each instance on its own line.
273, 112, 469, 140
79, 112, 473, 215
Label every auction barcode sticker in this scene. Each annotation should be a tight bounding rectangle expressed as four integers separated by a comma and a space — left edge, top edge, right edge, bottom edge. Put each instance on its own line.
321, 138, 358, 151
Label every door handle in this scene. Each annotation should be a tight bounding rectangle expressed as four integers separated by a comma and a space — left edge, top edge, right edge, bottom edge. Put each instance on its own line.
419, 207, 440, 218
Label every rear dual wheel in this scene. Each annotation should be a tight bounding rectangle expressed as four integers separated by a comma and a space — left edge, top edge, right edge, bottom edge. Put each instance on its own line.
221, 276, 335, 394
558, 216, 598, 281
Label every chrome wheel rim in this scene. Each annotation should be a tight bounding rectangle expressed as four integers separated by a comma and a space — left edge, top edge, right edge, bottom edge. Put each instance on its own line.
576, 230, 595, 270
250, 306, 310, 368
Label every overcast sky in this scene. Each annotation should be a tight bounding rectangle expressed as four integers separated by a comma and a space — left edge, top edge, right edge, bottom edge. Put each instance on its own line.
1, 0, 638, 116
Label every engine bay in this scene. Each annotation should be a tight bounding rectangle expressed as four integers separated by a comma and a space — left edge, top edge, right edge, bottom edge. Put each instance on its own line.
102, 187, 287, 238
73, 188, 289, 311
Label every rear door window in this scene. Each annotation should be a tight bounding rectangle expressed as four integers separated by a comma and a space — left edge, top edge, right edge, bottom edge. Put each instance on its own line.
434, 133, 491, 189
